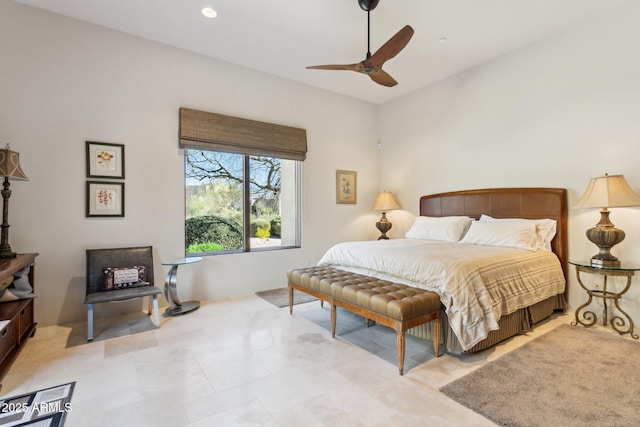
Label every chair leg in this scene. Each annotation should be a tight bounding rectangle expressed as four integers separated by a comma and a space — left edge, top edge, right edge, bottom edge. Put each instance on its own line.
87, 304, 94, 341
151, 295, 160, 328
148, 295, 153, 315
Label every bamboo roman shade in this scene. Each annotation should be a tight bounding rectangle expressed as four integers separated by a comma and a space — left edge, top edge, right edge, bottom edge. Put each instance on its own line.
179, 108, 307, 161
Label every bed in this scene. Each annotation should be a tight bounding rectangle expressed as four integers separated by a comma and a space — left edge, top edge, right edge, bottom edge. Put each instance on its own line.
318, 187, 568, 353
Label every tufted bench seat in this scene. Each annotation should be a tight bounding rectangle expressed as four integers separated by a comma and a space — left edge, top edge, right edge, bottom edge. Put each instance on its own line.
287, 266, 442, 375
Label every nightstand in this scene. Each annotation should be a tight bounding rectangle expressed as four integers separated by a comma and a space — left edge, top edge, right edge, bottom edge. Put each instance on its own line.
569, 260, 640, 339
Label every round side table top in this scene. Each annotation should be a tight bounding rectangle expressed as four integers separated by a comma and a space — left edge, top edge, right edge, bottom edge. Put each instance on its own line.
570, 260, 640, 272
162, 257, 202, 266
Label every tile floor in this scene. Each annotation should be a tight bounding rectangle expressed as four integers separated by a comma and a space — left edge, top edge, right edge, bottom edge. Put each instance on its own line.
1, 294, 573, 427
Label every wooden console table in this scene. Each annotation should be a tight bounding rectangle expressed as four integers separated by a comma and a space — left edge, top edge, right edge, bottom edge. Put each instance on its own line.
0, 253, 38, 389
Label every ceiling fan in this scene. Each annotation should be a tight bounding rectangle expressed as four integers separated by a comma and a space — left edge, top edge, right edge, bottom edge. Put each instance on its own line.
306, 0, 414, 87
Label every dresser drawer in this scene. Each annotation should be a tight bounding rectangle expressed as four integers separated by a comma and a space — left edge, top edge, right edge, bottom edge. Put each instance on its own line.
0, 321, 16, 365
17, 300, 33, 342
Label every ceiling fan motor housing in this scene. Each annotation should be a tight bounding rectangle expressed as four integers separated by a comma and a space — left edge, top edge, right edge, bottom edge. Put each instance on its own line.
359, 0, 380, 12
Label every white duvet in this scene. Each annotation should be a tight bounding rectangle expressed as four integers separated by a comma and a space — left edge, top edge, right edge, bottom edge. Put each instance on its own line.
318, 239, 565, 350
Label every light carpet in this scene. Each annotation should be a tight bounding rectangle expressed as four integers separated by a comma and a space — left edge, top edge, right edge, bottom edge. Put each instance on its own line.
255, 287, 317, 308
0, 382, 75, 426
440, 324, 639, 426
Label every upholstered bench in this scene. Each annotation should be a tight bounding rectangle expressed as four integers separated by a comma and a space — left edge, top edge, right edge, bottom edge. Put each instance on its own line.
287, 266, 442, 375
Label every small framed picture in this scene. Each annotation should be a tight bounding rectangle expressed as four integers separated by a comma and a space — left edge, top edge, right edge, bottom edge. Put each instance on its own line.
86, 181, 124, 217
336, 170, 357, 204
86, 141, 124, 179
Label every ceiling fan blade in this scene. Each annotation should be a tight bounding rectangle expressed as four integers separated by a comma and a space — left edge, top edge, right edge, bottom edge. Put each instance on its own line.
305, 7, 413, 87
369, 25, 414, 67
367, 70, 398, 87
306, 63, 362, 72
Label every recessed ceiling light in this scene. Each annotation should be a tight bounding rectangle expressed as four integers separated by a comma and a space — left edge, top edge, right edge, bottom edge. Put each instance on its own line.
201, 7, 217, 19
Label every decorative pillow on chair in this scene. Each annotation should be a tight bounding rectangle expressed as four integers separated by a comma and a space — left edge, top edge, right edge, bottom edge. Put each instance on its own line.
0, 266, 35, 301
102, 266, 148, 290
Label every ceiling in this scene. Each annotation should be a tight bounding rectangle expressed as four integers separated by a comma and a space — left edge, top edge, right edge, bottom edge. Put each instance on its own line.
14, 0, 633, 104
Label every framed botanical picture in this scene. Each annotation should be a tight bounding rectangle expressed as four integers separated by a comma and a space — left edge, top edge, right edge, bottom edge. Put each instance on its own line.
336, 170, 357, 204
86, 181, 124, 217
86, 141, 125, 179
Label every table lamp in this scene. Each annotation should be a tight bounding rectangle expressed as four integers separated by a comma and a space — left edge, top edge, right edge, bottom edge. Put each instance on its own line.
372, 191, 400, 240
574, 174, 640, 267
0, 144, 28, 258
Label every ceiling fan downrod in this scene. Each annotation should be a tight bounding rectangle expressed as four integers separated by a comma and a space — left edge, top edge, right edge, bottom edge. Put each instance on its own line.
360, 0, 380, 71
366, 9, 372, 60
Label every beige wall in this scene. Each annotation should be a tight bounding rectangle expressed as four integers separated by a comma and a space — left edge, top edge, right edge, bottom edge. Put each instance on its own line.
0, 1, 380, 326
378, 3, 640, 322
4, 0, 640, 329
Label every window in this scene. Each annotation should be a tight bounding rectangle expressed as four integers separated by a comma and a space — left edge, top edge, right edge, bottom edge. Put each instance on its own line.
185, 150, 301, 255
179, 107, 306, 256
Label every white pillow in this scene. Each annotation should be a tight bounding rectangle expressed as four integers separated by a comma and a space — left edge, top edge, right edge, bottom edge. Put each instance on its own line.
405, 216, 473, 242
479, 215, 557, 251
460, 220, 538, 251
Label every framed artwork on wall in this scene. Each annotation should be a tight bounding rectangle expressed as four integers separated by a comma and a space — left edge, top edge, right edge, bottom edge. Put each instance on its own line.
336, 170, 357, 204
86, 141, 125, 179
86, 181, 124, 217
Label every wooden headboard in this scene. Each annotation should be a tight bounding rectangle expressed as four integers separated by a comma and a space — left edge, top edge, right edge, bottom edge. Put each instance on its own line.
420, 188, 568, 286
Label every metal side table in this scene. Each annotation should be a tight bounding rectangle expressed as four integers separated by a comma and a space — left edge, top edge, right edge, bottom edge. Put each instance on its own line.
570, 260, 639, 339
162, 257, 202, 316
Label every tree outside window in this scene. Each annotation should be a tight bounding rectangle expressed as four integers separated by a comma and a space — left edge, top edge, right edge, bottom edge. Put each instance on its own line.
185, 149, 301, 255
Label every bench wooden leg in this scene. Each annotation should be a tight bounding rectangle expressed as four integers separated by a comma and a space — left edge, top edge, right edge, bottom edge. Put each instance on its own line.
330, 301, 337, 338
288, 285, 294, 315
433, 316, 441, 357
396, 327, 405, 376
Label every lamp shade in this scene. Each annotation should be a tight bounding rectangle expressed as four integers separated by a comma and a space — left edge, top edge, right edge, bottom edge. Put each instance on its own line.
0, 145, 28, 180
372, 192, 401, 212
574, 174, 640, 267
574, 174, 640, 209
0, 144, 27, 258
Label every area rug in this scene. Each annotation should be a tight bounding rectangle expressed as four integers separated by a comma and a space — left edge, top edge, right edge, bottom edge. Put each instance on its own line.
256, 287, 317, 308
440, 324, 639, 426
0, 382, 75, 426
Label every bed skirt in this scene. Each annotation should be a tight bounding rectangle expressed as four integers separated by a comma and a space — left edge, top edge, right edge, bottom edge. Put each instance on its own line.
408, 294, 566, 354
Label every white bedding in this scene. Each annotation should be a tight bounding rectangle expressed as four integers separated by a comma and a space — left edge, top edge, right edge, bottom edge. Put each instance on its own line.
317, 239, 565, 350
